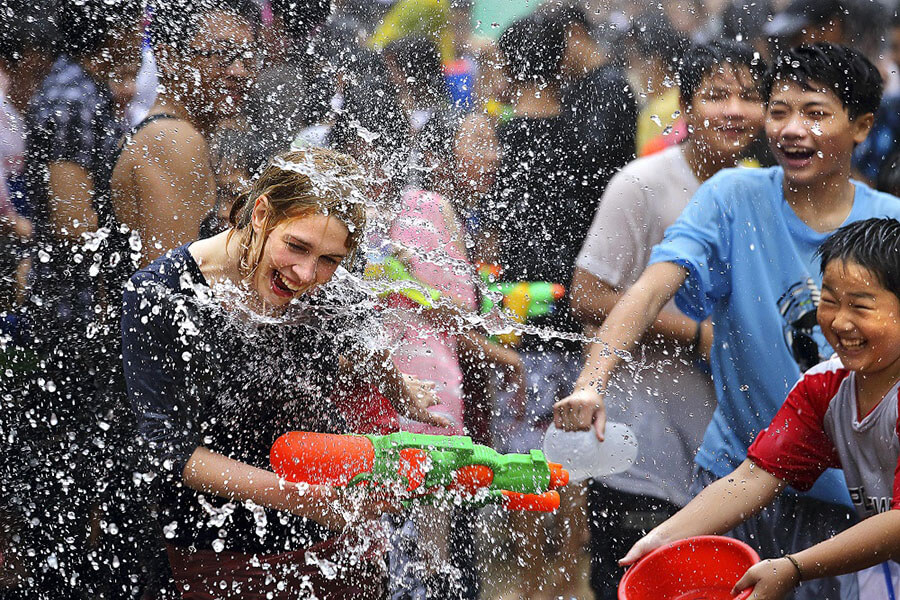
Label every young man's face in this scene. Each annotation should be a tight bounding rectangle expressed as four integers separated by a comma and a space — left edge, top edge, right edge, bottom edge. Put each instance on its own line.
185, 10, 257, 122
818, 259, 900, 382
683, 64, 765, 161
765, 79, 873, 187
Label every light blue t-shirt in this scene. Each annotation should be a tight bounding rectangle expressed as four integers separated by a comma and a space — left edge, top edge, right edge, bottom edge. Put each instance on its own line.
649, 166, 900, 506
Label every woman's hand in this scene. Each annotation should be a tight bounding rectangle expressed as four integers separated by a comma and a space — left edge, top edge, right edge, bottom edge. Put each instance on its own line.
399, 374, 451, 428
497, 347, 527, 421
296, 483, 401, 531
697, 319, 714, 362
469, 333, 527, 420
732, 558, 799, 600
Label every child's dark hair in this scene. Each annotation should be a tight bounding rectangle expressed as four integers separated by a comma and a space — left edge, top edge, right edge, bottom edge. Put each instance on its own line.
763, 43, 883, 120
269, 0, 331, 41
0, 0, 59, 64
818, 218, 900, 298
678, 40, 765, 105
151, 0, 260, 51
499, 13, 565, 85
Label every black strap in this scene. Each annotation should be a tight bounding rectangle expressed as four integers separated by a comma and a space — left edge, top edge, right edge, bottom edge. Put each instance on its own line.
113, 112, 183, 166
126, 112, 182, 138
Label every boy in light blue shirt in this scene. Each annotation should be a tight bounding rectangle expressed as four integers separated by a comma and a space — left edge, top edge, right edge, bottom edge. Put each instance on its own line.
555, 43, 900, 599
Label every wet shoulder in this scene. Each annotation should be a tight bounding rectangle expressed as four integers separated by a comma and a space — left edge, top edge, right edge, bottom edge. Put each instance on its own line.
616, 146, 684, 181
123, 116, 208, 163
129, 245, 206, 295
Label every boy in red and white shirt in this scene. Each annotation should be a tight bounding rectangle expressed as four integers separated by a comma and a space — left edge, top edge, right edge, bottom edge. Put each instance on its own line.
621, 217, 900, 600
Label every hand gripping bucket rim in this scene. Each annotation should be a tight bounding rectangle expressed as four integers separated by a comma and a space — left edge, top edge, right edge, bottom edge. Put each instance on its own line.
618, 535, 760, 600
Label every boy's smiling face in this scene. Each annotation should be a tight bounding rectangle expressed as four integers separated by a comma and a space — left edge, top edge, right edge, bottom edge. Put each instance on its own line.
818, 260, 900, 380
765, 79, 873, 187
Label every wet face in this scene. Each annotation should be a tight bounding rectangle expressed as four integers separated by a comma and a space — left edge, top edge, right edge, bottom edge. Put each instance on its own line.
683, 65, 764, 160
250, 202, 350, 309
765, 79, 872, 187
818, 260, 900, 379
185, 10, 257, 121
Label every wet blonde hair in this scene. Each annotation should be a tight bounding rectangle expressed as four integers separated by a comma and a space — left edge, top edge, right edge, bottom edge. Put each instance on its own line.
228, 147, 367, 278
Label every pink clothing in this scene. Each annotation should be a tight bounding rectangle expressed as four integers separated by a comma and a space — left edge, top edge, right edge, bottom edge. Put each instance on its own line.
387, 189, 476, 436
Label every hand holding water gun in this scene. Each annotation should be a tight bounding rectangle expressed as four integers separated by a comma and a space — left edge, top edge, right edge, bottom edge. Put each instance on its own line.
270, 431, 569, 512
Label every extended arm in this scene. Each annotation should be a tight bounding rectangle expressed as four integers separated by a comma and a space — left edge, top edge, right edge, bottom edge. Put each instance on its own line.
620, 459, 785, 565
733, 510, 900, 600
182, 446, 356, 530
554, 260, 691, 438
571, 266, 712, 355
48, 161, 98, 241
343, 347, 450, 428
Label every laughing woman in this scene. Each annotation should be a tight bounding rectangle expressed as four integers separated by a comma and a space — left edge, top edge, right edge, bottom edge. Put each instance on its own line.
122, 148, 445, 599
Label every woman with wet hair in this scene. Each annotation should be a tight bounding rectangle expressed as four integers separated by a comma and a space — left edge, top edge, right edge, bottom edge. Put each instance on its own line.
122, 147, 445, 599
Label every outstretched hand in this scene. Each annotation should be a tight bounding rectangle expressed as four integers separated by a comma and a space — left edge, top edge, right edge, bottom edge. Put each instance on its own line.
553, 386, 606, 441
399, 374, 451, 428
619, 530, 669, 566
732, 558, 798, 600
302, 484, 402, 531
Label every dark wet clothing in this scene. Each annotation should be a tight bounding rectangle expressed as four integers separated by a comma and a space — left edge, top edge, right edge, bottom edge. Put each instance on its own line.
486, 116, 595, 352
1, 55, 139, 599
25, 55, 130, 353
122, 245, 352, 554
560, 64, 637, 199
164, 538, 384, 599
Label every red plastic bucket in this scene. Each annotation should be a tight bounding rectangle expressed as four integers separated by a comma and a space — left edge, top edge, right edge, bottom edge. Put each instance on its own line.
618, 535, 760, 600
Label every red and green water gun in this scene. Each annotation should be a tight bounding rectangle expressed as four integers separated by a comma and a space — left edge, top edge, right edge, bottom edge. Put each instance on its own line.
270, 431, 569, 512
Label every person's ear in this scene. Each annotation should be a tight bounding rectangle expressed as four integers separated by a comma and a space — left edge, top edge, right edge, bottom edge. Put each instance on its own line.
852, 112, 876, 145
251, 195, 269, 234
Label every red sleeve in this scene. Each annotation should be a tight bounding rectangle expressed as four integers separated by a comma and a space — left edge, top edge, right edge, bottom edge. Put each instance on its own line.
747, 364, 846, 491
